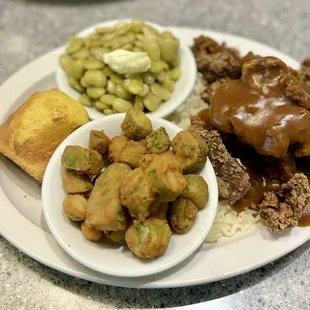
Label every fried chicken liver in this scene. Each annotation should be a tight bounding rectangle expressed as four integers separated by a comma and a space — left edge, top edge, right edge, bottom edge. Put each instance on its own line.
192, 36, 242, 104
189, 117, 251, 205
257, 173, 310, 232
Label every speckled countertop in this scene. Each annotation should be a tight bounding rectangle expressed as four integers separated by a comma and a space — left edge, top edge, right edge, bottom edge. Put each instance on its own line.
1, 0, 310, 309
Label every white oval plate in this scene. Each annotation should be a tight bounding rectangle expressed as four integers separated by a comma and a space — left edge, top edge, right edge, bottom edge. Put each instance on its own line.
1, 26, 310, 288
56, 20, 197, 120
42, 115, 218, 277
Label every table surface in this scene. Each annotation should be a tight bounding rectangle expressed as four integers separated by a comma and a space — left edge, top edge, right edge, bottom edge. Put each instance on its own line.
1, 0, 310, 309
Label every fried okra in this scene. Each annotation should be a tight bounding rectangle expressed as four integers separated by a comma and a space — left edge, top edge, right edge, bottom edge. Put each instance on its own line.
169, 198, 198, 234
86, 163, 131, 231
172, 131, 208, 173
81, 222, 102, 241
118, 141, 147, 168
89, 130, 110, 156
108, 135, 128, 162
144, 127, 171, 154
140, 153, 186, 201
121, 109, 152, 140
63, 194, 88, 221
181, 174, 209, 209
105, 230, 126, 244
148, 201, 169, 219
125, 218, 171, 258
61, 145, 104, 175
62, 171, 93, 194
120, 168, 154, 220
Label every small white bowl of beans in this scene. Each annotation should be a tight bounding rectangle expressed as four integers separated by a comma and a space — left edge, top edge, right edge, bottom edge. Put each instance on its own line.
56, 19, 197, 120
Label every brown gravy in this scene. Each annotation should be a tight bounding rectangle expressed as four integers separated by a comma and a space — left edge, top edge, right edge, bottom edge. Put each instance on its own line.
196, 108, 310, 226
299, 206, 310, 227
210, 57, 310, 159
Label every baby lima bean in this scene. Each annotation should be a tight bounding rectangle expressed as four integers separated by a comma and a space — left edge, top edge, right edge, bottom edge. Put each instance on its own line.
83, 59, 105, 70
87, 87, 106, 99
151, 83, 171, 101
100, 94, 117, 106
143, 92, 162, 112
60, 19, 182, 114
79, 94, 92, 107
113, 98, 133, 113
69, 77, 84, 93
83, 70, 107, 88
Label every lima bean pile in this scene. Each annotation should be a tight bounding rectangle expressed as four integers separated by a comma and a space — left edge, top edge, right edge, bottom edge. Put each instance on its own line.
59, 20, 181, 115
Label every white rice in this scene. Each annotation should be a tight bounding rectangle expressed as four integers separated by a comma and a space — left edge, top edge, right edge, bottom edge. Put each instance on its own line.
205, 203, 260, 243
169, 73, 261, 243
168, 73, 207, 129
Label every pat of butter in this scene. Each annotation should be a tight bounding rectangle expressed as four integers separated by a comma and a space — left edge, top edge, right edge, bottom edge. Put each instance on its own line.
103, 49, 151, 74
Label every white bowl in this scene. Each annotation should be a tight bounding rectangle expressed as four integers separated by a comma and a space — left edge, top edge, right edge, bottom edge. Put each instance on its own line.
56, 20, 197, 120
42, 115, 218, 277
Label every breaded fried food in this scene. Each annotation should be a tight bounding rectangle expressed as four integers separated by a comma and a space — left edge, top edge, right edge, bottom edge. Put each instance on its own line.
118, 140, 147, 168
148, 201, 169, 219
121, 109, 152, 140
89, 130, 110, 156
63, 194, 88, 221
169, 198, 198, 234
192, 36, 241, 83
86, 163, 131, 231
61, 145, 103, 175
181, 174, 209, 209
81, 222, 102, 242
140, 153, 186, 201
189, 118, 251, 205
105, 230, 126, 244
0, 89, 88, 182
257, 173, 310, 232
120, 168, 154, 220
172, 131, 208, 173
192, 36, 242, 104
108, 135, 128, 162
125, 218, 171, 259
143, 127, 171, 154
62, 171, 93, 194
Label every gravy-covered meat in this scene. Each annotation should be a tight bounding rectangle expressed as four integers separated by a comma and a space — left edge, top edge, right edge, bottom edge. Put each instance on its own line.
211, 57, 310, 159
189, 117, 250, 205
257, 173, 310, 231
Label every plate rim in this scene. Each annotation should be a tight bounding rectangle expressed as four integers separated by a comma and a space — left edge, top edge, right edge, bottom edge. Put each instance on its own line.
0, 26, 309, 289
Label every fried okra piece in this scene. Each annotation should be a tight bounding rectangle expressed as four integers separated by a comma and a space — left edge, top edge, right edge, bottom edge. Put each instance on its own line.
181, 175, 209, 209
89, 130, 110, 156
169, 198, 198, 234
144, 127, 171, 154
148, 201, 169, 219
108, 135, 128, 162
63, 194, 88, 221
61, 146, 104, 175
140, 153, 186, 201
86, 163, 131, 231
118, 141, 147, 168
121, 109, 152, 140
172, 131, 208, 173
125, 218, 171, 258
81, 222, 102, 242
120, 168, 154, 220
105, 230, 126, 244
62, 171, 93, 194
